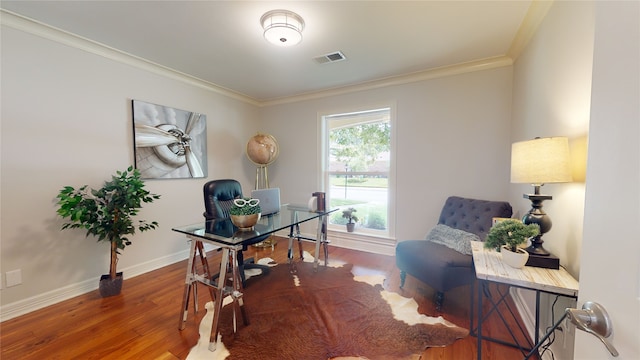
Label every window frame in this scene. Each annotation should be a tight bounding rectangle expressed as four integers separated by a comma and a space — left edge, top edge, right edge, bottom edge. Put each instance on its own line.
318, 103, 396, 241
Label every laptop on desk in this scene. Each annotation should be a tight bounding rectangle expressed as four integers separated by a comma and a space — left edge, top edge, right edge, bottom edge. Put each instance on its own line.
251, 188, 281, 215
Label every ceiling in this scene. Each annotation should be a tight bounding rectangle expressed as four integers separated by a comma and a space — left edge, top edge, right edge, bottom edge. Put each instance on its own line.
1, 1, 533, 103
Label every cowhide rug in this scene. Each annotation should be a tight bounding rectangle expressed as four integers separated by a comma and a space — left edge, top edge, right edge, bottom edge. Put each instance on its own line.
187, 256, 468, 360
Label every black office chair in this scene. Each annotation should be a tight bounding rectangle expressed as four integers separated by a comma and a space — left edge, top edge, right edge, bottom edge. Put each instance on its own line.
203, 179, 270, 286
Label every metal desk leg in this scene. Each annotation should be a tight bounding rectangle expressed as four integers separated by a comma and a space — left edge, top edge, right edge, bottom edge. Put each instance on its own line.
477, 279, 483, 360
195, 241, 216, 302
287, 224, 297, 274
321, 218, 329, 266
178, 239, 197, 330
191, 256, 199, 313
288, 211, 300, 268
230, 248, 248, 330
313, 214, 323, 270
287, 224, 294, 263
208, 248, 229, 352
296, 223, 304, 260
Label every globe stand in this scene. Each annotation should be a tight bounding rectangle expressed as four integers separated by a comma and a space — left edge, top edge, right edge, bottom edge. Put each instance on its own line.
246, 133, 279, 249
253, 165, 277, 248
255, 165, 269, 189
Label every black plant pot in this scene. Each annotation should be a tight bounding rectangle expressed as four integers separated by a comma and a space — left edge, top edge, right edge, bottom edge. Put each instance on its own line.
346, 223, 355, 232
99, 272, 123, 297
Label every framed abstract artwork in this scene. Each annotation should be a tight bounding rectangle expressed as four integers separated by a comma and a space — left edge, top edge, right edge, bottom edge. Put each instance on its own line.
132, 100, 207, 179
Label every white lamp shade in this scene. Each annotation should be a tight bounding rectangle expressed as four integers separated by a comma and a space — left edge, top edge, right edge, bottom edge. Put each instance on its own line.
511, 137, 573, 184
261, 10, 305, 47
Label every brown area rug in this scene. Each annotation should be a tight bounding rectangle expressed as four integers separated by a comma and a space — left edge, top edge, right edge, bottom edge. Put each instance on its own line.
188, 262, 468, 360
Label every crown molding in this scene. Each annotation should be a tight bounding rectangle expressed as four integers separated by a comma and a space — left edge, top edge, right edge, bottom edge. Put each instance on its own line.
508, 0, 554, 61
260, 56, 513, 107
0, 10, 260, 106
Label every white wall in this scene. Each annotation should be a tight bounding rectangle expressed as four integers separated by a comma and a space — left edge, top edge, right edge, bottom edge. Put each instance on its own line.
576, 1, 640, 358
511, 0, 594, 279
510, 2, 594, 358
261, 66, 514, 243
0, 18, 259, 317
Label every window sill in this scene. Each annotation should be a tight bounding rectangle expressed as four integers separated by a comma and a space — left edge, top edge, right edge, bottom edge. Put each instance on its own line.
326, 229, 396, 256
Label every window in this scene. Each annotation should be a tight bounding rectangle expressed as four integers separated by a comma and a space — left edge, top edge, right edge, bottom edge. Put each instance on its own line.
320, 107, 394, 239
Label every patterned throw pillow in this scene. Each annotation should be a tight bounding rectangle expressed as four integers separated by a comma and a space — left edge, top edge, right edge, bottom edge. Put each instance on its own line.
424, 224, 479, 255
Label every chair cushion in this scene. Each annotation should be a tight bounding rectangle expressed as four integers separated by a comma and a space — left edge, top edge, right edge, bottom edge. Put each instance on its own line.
396, 240, 474, 292
425, 224, 478, 255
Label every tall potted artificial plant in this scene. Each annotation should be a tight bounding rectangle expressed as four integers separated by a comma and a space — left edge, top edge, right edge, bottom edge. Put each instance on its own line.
56, 166, 160, 297
484, 219, 539, 268
342, 207, 358, 232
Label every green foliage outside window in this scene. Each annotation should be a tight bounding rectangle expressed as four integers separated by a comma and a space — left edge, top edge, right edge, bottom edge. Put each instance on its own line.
330, 122, 390, 172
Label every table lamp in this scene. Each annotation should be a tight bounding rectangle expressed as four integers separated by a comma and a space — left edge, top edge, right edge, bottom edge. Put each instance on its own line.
511, 137, 572, 256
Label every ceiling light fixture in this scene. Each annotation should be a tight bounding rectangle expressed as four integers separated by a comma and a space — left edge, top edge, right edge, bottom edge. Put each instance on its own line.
260, 10, 305, 47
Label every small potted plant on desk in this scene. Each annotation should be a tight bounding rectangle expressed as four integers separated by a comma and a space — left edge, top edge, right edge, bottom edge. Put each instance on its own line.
229, 197, 261, 231
342, 207, 359, 232
55, 166, 160, 297
484, 219, 539, 269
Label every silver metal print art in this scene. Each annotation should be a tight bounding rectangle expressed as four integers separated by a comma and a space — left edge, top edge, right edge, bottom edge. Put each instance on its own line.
132, 100, 207, 179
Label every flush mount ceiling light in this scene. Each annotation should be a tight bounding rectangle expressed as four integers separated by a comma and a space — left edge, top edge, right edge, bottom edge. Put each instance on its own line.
260, 10, 305, 47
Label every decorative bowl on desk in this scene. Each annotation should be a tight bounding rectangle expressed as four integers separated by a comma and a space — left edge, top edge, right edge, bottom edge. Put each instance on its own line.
229, 197, 262, 231
230, 213, 261, 231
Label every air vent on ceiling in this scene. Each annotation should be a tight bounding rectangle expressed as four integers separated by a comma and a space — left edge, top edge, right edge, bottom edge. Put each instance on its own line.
314, 51, 347, 64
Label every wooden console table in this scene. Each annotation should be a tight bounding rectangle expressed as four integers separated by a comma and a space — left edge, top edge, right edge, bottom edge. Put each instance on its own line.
470, 241, 579, 359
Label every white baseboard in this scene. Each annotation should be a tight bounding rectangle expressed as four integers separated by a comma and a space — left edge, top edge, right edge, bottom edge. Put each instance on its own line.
272, 229, 396, 256
325, 230, 396, 256
0, 248, 191, 322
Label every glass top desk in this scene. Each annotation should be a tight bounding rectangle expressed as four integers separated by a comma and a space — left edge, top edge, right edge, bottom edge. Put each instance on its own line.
172, 205, 335, 352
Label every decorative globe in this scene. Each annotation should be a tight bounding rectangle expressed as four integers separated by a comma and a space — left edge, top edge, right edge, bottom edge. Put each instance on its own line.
246, 133, 279, 166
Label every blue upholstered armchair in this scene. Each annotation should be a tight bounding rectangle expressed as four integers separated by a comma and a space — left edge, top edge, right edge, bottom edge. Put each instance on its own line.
395, 196, 512, 310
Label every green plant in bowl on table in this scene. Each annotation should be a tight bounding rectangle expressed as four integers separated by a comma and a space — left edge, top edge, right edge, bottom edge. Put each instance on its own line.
229, 198, 261, 215
229, 198, 262, 230
484, 219, 539, 252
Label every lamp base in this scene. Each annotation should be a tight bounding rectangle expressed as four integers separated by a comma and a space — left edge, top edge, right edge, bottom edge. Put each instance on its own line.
525, 241, 550, 256
525, 252, 560, 269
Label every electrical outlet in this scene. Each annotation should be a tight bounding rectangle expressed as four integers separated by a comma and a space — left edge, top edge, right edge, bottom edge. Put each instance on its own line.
6, 269, 22, 287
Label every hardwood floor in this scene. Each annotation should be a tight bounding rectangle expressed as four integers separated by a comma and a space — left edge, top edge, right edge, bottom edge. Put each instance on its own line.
0, 238, 537, 359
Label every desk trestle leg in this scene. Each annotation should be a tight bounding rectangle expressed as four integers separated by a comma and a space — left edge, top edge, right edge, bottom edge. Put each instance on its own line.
208, 248, 229, 351
178, 239, 198, 330
286, 212, 330, 271
195, 241, 216, 303
206, 248, 249, 352
178, 239, 217, 331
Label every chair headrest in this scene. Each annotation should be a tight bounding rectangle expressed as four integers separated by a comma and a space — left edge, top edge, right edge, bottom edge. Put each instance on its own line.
437, 196, 513, 240
203, 179, 243, 220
